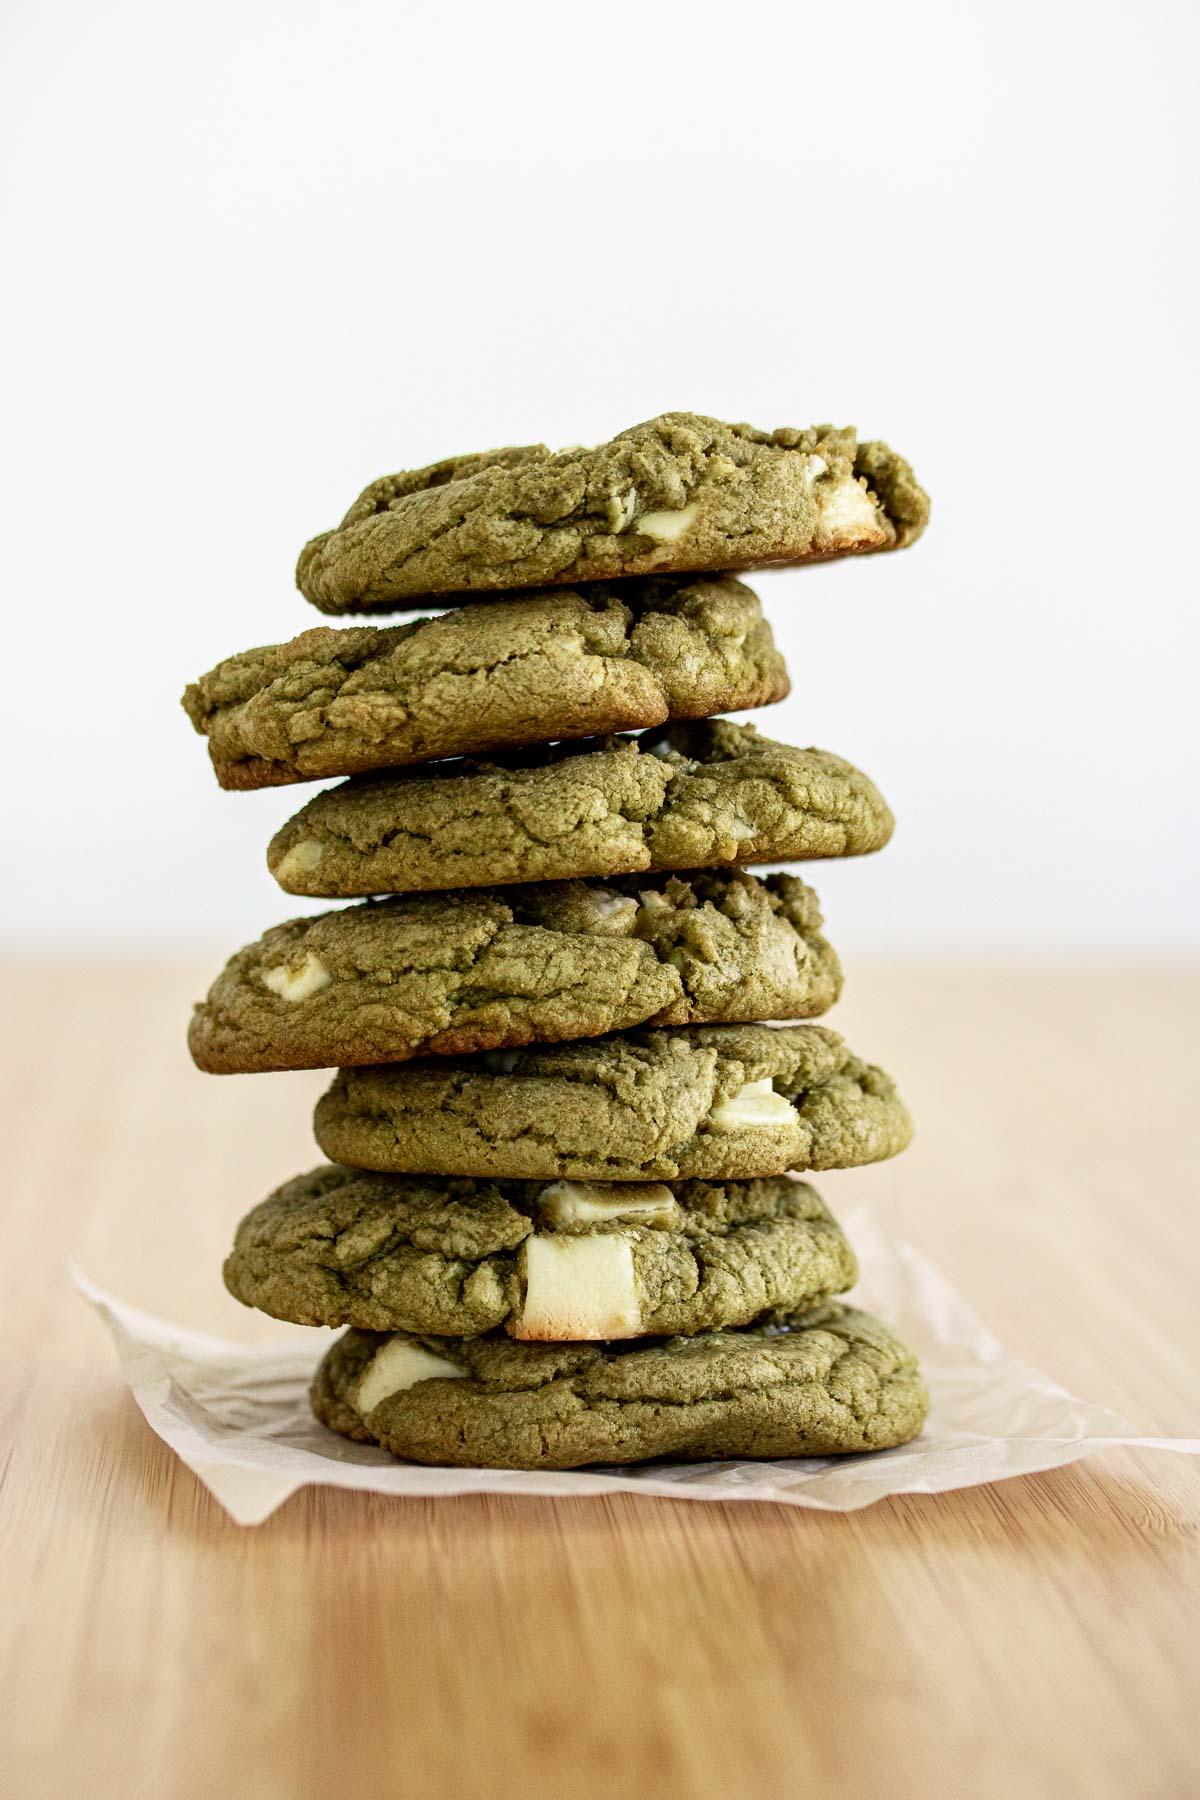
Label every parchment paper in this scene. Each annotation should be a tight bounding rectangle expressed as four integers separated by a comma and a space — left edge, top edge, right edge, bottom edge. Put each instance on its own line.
74, 1202, 1199, 1525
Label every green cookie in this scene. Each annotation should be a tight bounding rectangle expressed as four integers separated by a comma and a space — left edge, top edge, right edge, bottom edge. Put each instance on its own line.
296, 414, 928, 613
268, 720, 893, 899
314, 1023, 911, 1182
310, 1304, 929, 1469
182, 576, 787, 790
188, 870, 842, 1075
225, 1167, 856, 1340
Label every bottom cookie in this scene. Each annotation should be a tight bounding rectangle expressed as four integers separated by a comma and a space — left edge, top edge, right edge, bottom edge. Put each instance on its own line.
310, 1303, 928, 1470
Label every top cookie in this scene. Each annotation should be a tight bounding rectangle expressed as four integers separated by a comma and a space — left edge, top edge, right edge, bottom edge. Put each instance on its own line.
182, 576, 787, 790
296, 414, 929, 613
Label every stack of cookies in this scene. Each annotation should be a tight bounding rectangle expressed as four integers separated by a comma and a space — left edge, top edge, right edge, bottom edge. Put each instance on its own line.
183, 413, 932, 1471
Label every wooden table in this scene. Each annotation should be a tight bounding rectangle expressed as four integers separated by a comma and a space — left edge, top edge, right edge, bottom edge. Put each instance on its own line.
3, 957, 1198, 1800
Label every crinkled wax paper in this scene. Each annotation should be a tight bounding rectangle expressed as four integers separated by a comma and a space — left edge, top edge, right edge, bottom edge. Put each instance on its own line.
75, 1202, 1199, 1526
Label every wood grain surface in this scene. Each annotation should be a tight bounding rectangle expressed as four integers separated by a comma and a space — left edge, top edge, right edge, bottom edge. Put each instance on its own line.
2, 955, 1198, 1800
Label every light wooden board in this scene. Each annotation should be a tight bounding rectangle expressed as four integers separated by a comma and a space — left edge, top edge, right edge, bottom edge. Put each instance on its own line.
2, 956, 1198, 1800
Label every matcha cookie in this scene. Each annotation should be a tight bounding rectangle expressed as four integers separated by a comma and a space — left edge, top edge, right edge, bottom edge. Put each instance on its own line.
310, 1303, 929, 1469
182, 576, 787, 791
296, 414, 929, 613
269, 721, 893, 899
225, 1166, 856, 1341
314, 1021, 911, 1181
188, 870, 841, 1074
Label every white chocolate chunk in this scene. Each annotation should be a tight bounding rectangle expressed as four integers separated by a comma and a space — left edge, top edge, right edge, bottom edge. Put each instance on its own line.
814, 475, 884, 547
606, 485, 638, 532
636, 887, 671, 915
583, 890, 640, 933
262, 950, 332, 1003
728, 817, 757, 843
805, 454, 829, 482
353, 1338, 466, 1415
708, 1077, 795, 1131
515, 1234, 641, 1340
634, 500, 700, 542
275, 838, 324, 884
538, 1179, 679, 1229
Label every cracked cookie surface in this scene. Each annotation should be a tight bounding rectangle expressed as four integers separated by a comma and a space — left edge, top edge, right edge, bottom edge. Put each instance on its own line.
310, 1303, 929, 1468
296, 414, 929, 613
314, 1022, 911, 1181
188, 870, 842, 1074
269, 720, 893, 898
182, 576, 787, 790
225, 1166, 856, 1339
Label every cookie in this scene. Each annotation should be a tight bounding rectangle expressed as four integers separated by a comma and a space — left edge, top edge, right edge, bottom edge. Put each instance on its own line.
188, 870, 842, 1075
310, 1303, 928, 1468
268, 720, 893, 899
296, 414, 929, 613
314, 1023, 911, 1182
224, 1166, 856, 1340
182, 576, 787, 791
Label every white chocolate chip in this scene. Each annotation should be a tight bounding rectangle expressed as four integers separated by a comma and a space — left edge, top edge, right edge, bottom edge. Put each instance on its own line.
583, 890, 640, 933
353, 1338, 466, 1416
262, 949, 332, 1003
814, 475, 884, 546
538, 1180, 679, 1229
589, 889, 633, 918
515, 1234, 641, 1340
708, 1078, 795, 1131
606, 485, 638, 532
634, 500, 700, 543
805, 454, 829, 482
274, 838, 324, 884
728, 818, 757, 843
636, 888, 671, 915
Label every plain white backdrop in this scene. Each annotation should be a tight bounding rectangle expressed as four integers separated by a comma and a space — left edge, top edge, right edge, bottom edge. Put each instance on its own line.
2, 0, 1197, 956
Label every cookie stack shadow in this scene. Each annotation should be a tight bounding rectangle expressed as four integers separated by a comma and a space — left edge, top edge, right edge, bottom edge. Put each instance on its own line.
183, 413, 932, 1471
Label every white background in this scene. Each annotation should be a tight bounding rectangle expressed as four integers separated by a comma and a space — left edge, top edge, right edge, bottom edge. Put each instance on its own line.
2, 0, 1197, 956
